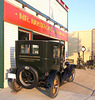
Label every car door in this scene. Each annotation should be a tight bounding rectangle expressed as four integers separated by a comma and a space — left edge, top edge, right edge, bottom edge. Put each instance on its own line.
60, 44, 65, 71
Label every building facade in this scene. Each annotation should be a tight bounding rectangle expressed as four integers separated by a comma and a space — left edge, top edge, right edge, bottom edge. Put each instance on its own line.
0, 0, 69, 88
68, 29, 95, 65
92, 29, 95, 60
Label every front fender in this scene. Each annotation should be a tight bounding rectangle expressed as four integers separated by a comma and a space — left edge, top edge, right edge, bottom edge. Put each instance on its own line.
46, 70, 60, 88
68, 64, 75, 77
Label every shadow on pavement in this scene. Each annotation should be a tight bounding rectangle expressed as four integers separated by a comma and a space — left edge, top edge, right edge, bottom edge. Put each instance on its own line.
36, 87, 49, 97
72, 82, 93, 92
72, 81, 95, 96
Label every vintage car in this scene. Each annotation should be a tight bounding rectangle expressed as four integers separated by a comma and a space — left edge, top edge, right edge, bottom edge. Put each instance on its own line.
8, 40, 75, 98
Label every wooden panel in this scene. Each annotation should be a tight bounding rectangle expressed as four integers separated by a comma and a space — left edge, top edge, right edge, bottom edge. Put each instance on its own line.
4, 22, 18, 87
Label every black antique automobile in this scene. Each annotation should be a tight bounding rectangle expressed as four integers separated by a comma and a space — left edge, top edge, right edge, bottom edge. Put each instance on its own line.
8, 40, 75, 98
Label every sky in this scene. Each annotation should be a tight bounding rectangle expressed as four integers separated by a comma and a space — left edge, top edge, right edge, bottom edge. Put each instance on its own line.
63, 0, 95, 33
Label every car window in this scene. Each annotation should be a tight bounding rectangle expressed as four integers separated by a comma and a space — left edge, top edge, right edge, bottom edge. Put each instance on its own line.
20, 44, 30, 54
61, 45, 65, 57
53, 45, 60, 58
31, 45, 39, 55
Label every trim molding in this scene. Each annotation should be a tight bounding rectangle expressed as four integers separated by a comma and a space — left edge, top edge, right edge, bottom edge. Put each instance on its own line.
0, 0, 4, 88
18, 27, 33, 40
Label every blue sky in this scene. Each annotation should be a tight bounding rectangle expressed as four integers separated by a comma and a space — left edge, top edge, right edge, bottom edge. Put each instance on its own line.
63, 0, 95, 32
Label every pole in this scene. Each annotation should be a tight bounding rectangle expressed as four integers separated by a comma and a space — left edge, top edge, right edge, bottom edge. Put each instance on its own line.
83, 51, 84, 63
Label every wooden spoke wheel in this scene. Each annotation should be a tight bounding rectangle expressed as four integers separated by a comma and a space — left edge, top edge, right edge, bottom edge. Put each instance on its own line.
68, 68, 75, 82
8, 79, 22, 92
49, 75, 59, 98
17, 66, 38, 89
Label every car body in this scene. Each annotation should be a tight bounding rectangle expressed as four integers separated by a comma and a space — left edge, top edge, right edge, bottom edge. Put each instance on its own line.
8, 40, 75, 98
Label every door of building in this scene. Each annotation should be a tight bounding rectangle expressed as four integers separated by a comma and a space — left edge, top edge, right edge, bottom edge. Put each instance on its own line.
18, 28, 32, 40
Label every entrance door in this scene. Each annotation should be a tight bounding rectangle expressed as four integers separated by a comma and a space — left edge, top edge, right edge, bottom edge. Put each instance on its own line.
18, 28, 31, 40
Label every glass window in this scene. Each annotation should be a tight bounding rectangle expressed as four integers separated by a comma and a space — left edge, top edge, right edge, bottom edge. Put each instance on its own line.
31, 45, 39, 55
61, 45, 65, 57
53, 46, 60, 58
20, 44, 30, 54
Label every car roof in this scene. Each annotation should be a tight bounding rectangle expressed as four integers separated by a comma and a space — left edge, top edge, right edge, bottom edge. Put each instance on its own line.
16, 40, 64, 44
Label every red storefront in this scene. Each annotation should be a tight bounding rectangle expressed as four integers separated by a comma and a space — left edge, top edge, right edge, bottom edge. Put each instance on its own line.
4, 1, 68, 41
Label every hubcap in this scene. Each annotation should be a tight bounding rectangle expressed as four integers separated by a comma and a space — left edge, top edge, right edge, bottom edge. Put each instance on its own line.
19, 70, 34, 86
53, 79, 58, 94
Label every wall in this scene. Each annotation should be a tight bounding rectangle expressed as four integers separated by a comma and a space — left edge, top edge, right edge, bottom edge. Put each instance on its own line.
23, 0, 49, 16
50, 0, 68, 28
23, 0, 68, 28
4, 22, 18, 88
68, 30, 92, 64
6, 0, 68, 29
92, 29, 95, 60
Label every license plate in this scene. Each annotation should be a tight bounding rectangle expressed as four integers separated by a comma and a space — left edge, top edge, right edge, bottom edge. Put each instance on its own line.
8, 73, 16, 79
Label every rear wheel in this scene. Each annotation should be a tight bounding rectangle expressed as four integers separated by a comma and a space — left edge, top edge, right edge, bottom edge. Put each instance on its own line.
8, 79, 22, 92
49, 75, 59, 98
17, 66, 39, 89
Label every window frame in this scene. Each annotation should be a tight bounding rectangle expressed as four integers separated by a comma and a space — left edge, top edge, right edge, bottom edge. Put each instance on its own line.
53, 45, 60, 58
20, 43, 40, 55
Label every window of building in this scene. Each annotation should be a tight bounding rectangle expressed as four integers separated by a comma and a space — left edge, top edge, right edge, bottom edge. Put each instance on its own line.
18, 28, 31, 40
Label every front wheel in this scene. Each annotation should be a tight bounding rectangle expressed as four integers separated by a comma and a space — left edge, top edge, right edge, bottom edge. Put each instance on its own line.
49, 75, 59, 98
68, 67, 75, 82
8, 79, 22, 92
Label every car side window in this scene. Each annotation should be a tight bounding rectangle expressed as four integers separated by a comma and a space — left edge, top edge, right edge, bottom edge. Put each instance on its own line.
31, 45, 39, 55
61, 45, 65, 57
53, 45, 60, 58
20, 44, 30, 54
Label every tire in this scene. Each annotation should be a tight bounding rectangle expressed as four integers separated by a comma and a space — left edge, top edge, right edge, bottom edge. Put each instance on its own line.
68, 67, 75, 82
49, 75, 59, 98
8, 79, 22, 92
17, 66, 39, 89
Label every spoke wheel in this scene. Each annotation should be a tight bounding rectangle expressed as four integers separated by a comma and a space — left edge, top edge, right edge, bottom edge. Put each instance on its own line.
19, 70, 35, 87
68, 68, 75, 82
8, 79, 22, 92
17, 66, 38, 89
49, 75, 59, 98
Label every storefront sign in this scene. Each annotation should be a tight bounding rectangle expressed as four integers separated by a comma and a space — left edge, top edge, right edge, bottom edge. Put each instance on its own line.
4, 1, 68, 41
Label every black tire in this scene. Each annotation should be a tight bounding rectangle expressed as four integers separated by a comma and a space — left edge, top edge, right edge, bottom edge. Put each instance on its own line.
68, 67, 75, 82
17, 66, 39, 89
49, 75, 59, 98
8, 79, 22, 92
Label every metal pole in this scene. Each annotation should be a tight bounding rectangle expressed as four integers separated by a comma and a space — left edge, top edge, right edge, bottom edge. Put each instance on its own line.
83, 51, 84, 62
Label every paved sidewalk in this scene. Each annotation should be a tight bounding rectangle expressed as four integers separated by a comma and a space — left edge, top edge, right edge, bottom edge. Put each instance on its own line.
0, 87, 95, 100
0, 69, 95, 100
60, 69, 95, 96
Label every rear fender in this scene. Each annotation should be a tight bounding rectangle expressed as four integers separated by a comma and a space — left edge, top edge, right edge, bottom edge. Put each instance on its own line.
46, 70, 60, 88
8, 67, 17, 82
10, 67, 17, 74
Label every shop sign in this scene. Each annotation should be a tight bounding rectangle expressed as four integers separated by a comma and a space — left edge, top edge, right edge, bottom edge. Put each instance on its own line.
4, 1, 68, 41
